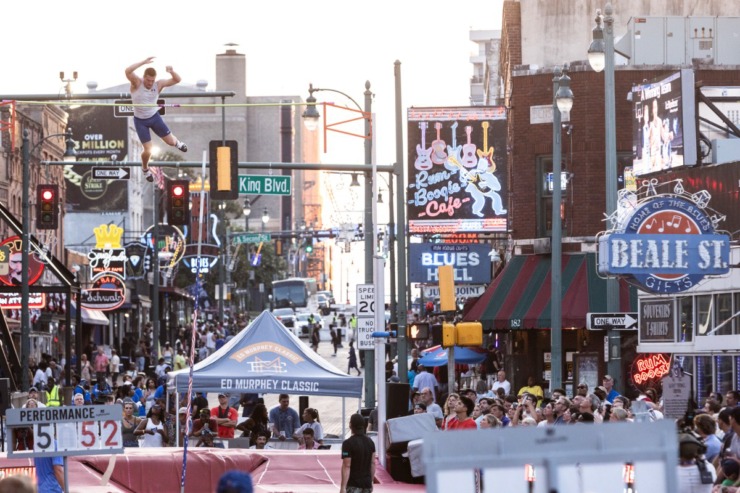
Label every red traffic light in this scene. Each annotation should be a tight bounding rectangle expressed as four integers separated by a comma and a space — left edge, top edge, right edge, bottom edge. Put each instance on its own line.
42, 189, 54, 201
172, 185, 184, 197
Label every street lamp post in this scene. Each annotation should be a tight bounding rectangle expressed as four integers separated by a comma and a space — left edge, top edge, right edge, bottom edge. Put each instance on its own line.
303, 82, 376, 406
550, 67, 574, 392
21, 127, 76, 390
589, 3, 622, 388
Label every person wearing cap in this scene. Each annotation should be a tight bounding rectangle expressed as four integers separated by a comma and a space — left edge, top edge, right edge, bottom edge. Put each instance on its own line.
177, 407, 189, 446
411, 363, 438, 403
602, 375, 620, 404
211, 393, 238, 439
27, 387, 46, 408
340, 413, 376, 493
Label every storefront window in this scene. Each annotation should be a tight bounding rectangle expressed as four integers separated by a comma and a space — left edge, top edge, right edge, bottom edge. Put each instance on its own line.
716, 355, 734, 395
680, 297, 693, 342
696, 295, 713, 336
715, 293, 733, 335
696, 356, 713, 404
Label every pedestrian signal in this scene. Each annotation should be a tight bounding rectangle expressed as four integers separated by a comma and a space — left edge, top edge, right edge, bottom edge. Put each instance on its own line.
37, 185, 59, 229
407, 322, 429, 340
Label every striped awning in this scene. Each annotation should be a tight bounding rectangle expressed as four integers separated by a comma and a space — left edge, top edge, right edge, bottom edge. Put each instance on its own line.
464, 253, 636, 330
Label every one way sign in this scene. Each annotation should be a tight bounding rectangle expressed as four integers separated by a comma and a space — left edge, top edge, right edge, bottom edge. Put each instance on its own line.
587, 312, 638, 331
92, 167, 131, 180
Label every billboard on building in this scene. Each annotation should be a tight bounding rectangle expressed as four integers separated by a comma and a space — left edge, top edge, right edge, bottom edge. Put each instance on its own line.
408, 243, 492, 284
407, 107, 508, 234
66, 105, 129, 212
631, 69, 697, 176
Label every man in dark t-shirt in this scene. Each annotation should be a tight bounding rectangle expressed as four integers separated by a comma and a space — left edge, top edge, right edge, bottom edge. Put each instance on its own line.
340, 413, 376, 493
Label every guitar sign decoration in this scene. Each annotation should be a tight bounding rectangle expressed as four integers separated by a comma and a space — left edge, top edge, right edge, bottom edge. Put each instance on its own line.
461, 126, 478, 168
431, 122, 447, 165
414, 122, 433, 171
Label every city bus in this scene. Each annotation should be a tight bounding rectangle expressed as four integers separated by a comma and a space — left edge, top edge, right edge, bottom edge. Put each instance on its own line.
272, 278, 318, 310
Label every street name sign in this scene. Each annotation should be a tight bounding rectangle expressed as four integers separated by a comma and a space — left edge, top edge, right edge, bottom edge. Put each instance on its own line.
239, 175, 292, 195
586, 312, 638, 331
92, 167, 131, 180
232, 233, 271, 245
6, 405, 123, 457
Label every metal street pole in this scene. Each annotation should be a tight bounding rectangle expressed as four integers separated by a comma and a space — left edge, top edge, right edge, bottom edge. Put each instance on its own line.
550, 67, 574, 392
589, 3, 622, 388
603, 4, 622, 388
363, 81, 375, 407
20, 131, 31, 391
394, 61, 409, 382
550, 68, 564, 392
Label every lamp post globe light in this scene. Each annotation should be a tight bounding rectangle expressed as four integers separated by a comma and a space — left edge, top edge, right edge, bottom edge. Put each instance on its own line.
589, 2, 622, 388
243, 198, 251, 231
261, 207, 269, 231
550, 67, 574, 391
21, 127, 77, 390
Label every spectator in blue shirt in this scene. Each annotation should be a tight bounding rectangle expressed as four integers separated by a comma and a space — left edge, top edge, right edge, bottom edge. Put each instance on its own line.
268, 394, 300, 440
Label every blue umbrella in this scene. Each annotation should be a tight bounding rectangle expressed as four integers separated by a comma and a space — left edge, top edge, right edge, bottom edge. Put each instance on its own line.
418, 345, 486, 367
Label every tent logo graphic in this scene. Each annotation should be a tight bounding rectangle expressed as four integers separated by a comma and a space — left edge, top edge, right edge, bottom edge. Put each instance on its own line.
231, 343, 305, 364
247, 357, 287, 373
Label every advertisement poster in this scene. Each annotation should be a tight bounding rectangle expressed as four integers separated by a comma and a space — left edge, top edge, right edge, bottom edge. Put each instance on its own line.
66, 105, 129, 212
631, 71, 684, 176
407, 107, 507, 234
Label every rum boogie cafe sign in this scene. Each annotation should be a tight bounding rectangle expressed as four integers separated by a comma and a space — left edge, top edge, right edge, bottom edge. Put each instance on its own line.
598, 192, 730, 294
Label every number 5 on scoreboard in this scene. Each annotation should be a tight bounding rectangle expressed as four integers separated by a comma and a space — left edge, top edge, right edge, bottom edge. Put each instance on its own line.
33, 423, 54, 453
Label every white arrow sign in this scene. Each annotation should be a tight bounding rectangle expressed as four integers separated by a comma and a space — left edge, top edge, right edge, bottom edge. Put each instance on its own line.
92, 167, 131, 180
587, 312, 638, 330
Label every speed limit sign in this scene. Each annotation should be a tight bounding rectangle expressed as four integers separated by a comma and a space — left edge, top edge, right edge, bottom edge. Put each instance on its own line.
356, 284, 375, 318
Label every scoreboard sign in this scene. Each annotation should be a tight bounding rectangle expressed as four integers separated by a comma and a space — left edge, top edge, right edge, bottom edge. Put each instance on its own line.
6, 405, 123, 458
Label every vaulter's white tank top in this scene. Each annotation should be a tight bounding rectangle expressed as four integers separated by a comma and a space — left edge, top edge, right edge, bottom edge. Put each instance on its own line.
131, 81, 160, 119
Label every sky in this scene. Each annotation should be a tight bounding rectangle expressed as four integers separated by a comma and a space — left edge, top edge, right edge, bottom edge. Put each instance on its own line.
2, 0, 504, 301
1, 0, 503, 167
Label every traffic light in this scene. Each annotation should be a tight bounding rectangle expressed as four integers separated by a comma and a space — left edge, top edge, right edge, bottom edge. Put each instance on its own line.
167, 180, 190, 226
304, 238, 314, 254
208, 140, 238, 200
37, 185, 59, 229
456, 322, 483, 347
407, 322, 429, 340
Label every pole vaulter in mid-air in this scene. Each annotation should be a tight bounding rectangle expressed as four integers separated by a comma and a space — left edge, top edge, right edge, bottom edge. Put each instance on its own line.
125, 57, 188, 181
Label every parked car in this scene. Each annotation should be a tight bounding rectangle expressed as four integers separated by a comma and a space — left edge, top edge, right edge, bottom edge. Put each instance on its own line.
318, 291, 335, 305
317, 294, 331, 315
295, 312, 324, 338
272, 308, 297, 336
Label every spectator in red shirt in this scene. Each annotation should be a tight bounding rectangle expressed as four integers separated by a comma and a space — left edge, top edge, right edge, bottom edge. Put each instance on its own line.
211, 393, 238, 439
446, 396, 477, 430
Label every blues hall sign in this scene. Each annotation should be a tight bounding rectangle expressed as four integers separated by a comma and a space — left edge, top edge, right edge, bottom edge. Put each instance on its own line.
598, 191, 730, 294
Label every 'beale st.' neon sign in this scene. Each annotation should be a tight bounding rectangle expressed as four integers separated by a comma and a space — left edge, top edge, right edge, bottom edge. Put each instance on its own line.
598, 186, 730, 294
